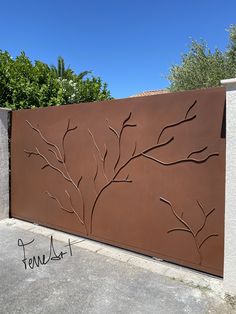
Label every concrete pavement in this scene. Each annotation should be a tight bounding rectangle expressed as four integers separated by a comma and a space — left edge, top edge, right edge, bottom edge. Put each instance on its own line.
0, 219, 234, 314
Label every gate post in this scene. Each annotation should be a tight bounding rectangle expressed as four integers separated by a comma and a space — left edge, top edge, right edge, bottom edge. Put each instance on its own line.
0, 108, 11, 220
221, 78, 236, 295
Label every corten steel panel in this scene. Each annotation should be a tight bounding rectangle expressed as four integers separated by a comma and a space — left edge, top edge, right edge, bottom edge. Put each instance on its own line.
11, 87, 225, 276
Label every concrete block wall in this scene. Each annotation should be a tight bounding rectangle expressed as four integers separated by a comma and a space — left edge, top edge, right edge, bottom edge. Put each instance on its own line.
0, 108, 11, 220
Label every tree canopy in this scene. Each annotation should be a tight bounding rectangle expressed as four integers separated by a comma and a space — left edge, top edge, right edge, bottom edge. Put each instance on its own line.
168, 25, 236, 91
0, 52, 112, 109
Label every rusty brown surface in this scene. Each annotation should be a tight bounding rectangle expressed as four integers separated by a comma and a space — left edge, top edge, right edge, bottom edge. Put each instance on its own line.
11, 87, 226, 276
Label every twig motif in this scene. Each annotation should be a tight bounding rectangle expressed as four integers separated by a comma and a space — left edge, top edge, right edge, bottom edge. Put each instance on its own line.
25, 100, 220, 238
26, 120, 63, 161
187, 146, 208, 159
141, 151, 219, 166
156, 100, 197, 144
62, 120, 77, 162
89, 101, 219, 233
132, 142, 137, 157
46, 190, 84, 226
25, 119, 88, 235
89, 113, 136, 203
93, 154, 99, 195
45, 191, 73, 214
109, 112, 137, 171
88, 129, 108, 184
24, 147, 70, 182
88, 129, 105, 162
160, 197, 219, 264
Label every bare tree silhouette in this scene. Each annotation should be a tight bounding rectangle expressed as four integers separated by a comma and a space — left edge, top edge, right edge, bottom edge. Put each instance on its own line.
24, 119, 88, 235
88, 101, 219, 233
160, 197, 218, 264
24, 100, 219, 236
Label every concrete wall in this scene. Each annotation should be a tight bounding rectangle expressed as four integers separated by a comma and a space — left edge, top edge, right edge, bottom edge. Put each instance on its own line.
0, 108, 10, 220
221, 78, 236, 296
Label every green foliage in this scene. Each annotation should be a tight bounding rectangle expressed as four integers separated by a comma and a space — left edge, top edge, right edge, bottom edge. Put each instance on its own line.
0, 52, 112, 109
168, 25, 236, 91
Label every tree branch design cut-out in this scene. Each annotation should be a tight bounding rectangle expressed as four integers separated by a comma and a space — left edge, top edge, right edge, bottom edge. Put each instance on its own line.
88, 101, 219, 233
160, 197, 219, 264
24, 119, 88, 235
25, 100, 220, 236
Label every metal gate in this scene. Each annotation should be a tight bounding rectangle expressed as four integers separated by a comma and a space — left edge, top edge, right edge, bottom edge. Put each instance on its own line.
11, 87, 225, 276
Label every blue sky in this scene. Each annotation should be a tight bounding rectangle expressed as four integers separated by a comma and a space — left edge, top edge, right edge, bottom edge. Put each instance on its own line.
0, 0, 235, 98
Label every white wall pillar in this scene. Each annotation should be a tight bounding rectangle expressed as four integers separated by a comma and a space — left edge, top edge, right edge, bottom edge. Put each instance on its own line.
0, 108, 11, 220
221, 78, 236, 295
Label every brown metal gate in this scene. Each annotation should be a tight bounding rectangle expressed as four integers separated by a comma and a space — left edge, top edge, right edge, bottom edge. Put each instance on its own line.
11, 87, 225, 276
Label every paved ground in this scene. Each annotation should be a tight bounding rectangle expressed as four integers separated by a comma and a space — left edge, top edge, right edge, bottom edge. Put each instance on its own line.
0, 219, 234, 314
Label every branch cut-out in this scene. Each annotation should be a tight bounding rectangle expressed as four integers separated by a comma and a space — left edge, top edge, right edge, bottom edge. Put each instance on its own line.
89, 102, 219, 234
89, 129, 109, 188
160, 197, 219, 264
25, 100, 220, 238
25, 119, 88, 235
156, 100, 197, 144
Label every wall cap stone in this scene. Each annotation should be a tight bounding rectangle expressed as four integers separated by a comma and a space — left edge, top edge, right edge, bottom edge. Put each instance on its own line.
0, 107, 11, 111
221, 78, 236, 86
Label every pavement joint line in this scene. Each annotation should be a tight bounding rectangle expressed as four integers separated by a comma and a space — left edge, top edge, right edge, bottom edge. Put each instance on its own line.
1, 218, 224, 297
